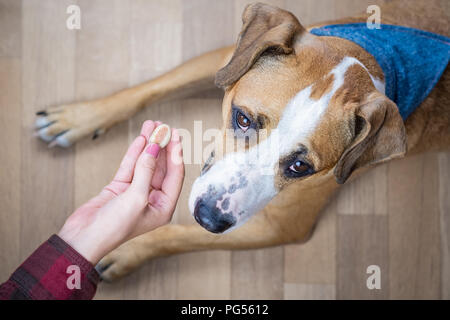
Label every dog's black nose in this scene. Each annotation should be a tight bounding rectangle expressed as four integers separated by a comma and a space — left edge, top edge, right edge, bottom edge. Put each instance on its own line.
194, 200, 236, 233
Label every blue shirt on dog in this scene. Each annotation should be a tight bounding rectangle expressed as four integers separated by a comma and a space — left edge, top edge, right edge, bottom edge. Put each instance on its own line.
310, 23, 450, 120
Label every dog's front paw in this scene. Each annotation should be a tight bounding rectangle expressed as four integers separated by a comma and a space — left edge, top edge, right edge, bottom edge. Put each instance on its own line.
95, 242, 144, 282
34, 101, 112, 147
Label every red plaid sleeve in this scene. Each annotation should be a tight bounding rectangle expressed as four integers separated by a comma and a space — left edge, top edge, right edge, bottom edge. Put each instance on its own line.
0, 234, 100, 300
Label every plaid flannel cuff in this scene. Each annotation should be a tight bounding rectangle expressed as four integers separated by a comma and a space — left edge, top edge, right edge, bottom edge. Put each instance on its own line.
5, 234, 100, 300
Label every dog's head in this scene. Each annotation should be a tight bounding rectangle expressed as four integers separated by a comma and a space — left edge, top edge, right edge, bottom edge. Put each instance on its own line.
189, 3, 406, 233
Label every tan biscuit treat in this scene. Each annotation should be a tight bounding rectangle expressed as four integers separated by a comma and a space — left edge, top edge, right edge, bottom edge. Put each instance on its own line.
150, 124, 171, 148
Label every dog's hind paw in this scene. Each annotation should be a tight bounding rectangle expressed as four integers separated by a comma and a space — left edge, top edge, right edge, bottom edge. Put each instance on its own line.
34, 101, 111, 148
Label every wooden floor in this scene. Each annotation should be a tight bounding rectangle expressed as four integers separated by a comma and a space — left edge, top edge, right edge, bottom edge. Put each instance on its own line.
0, 0, 449, 299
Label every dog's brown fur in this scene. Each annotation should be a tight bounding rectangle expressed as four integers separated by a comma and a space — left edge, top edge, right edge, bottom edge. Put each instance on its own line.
36, 1, 449, 281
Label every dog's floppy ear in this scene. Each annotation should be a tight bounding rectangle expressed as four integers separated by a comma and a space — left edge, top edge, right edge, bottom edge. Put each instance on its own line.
215, 3, 303, 88
334, 92, 407, 184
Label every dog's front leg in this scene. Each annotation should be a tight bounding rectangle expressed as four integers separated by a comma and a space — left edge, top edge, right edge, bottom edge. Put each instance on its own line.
34, 46, 234, 147
96, 211, 310, 282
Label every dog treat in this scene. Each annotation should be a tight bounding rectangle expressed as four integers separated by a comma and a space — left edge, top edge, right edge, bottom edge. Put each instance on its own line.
150, 124, 171, 148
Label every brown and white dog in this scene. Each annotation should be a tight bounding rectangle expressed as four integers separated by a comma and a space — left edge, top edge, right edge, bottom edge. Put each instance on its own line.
35, 1, 450, 281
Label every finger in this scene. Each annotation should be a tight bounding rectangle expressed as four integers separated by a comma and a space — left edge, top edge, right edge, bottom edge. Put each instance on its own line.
140, 120, 156, 140
149, 120, 168, 188
129, 141, 160, 196
161, 129, 185, 203
113, 134, 147, 182
150, 147, 167, 189
113, 120, 156, 182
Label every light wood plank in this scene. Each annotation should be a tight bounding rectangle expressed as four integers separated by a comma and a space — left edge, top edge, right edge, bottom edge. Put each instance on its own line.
388, 154, 441, 299
129, 0, 182, 84
20, 0, 76, 260
176, 251, 231, 300
284, 283, 335, 300
284, 197, 336, 284
182, 0, 235, 60
0, 58, 22, 281
337, 215, 389, 299
438, 152, 450, 300
337, 164, 388, 215
231, 247, 284, 299
285, 0, 387, 26
75, 0, 131, 83
0, 0, 23, 286
333, 0, 387, 19
133, 255, 179, 299
0, 0, 21, 57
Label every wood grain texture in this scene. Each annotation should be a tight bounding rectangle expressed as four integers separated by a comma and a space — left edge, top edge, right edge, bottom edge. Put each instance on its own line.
0, 0, 22, 281
0, 58, 22, 275
439, 152, 450, 300
231, 247, 284, 299
0, 0, 449, 300
337, 215, 389, 299
337, 164, 388, 215
388, 154, 441, 299
0, 0, 21, 57
284, 197, 336, 285
284, 283, 335, 300
20, 0, 76, 261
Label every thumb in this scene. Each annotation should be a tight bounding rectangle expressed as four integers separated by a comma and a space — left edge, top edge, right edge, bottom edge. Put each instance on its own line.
130, 143, 160, 196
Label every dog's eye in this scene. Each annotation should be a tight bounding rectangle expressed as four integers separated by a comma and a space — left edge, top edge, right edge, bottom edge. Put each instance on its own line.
287, 160, 312, 177
236, 111, 251, 132
289, 160, 309, 174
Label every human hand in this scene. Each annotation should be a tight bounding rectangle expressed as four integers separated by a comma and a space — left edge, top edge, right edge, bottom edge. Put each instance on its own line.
58, 120, 184, 265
